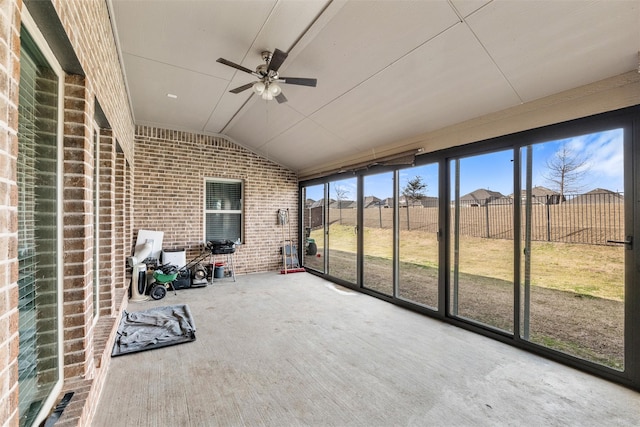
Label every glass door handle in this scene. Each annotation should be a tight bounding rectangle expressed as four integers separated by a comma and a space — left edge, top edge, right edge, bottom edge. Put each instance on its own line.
606, 236, 633, 248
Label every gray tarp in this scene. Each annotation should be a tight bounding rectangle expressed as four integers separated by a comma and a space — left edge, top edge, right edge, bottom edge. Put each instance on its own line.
112, 304, 196, 356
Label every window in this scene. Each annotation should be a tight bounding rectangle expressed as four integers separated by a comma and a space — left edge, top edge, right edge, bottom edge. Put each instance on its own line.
18, 12, 64, 427
204, 179, 243, 242
92, 126, 100, 323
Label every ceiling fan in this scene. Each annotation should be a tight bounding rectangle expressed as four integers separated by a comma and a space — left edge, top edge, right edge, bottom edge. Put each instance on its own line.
216, 49, 317, 103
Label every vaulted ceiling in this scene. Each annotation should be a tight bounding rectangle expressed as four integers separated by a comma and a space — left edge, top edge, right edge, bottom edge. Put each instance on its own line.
109, 0, 639, 177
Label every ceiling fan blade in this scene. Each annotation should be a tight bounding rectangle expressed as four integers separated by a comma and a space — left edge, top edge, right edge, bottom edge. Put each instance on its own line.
216, 58, 255, 75
275, 93, 287, 104
229, 83, 254, 94
279, 77, 317, 87
267, 48, 287, 73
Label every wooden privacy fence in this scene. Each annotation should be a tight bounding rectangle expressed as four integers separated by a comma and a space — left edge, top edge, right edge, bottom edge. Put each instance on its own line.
305, 192, 624, 245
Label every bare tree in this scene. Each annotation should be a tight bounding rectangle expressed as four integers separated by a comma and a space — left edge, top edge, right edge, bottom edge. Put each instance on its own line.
334, 185, 348, 224
543, 143, 590, 203
402, 176, 427, 230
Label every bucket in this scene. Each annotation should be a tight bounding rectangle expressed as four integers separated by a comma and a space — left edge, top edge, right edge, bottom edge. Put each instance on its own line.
214, 263, 225, 279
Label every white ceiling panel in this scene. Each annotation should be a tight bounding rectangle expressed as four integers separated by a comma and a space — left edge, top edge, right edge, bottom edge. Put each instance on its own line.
450, 0, 492, 18
124, 54, 227, 130
110, 0, 640, 173
112, 0, 276, 78
276, 0, 461, 116
247, 0, 330, 53
311, 23, 521, 151
467, 0, 639, 102
226, 100, 306, 151
258, 119, 362, 171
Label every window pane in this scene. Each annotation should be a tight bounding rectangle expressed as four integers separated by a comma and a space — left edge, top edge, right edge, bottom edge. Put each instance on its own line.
450, 150, 514, 333
362, 172, 393, 295
205, 213, 241, 242
206, 181, 242, 210
18, 27, 60, 427
93, 129, 99, 319
205, 179, 243, 242
521, 129, 625, 369
327, 178, 357, 284
398, 163, 439, 309
302, 184, 325, 272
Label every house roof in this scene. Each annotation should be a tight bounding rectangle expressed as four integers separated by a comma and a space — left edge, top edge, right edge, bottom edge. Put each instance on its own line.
460, 188, 504, 203
528, 186, 558, 198
567, 188, 624, 204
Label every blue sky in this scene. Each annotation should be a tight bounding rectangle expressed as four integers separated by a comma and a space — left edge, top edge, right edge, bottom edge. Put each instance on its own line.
305, 128, 624, 201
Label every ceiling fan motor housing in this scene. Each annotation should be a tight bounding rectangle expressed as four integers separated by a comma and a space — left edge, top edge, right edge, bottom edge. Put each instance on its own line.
261, 50, 273, 62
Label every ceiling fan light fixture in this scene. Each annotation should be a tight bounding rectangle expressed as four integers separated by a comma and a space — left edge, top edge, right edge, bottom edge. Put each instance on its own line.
253, 81, 266, 95
262, 90, 274, 101
269, 82, 282, 96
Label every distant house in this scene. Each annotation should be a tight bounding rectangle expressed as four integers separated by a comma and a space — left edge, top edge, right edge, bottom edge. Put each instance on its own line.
363, 196, 382, 208
329, 200, 356, 209
310, 198, 327, 209
381, 197, 394, 208
397, 195, 437, 208
567, 188, 623, 204
459, 189, 505, 207
517, 186, 563, 205
418, 196, 439, 207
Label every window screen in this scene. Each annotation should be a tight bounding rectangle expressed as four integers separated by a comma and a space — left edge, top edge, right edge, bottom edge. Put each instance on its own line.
18, 27, 60, 427
205, 179, 243, 242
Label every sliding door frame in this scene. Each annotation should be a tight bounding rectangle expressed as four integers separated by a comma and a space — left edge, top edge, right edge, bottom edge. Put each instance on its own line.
300, 104, 640, 391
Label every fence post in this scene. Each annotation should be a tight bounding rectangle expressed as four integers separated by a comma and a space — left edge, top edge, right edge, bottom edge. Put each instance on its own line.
485, 198, 490, 238
546, 195, 551, 242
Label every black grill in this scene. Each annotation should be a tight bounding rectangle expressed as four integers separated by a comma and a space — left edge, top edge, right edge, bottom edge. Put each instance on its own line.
208, 240, 236, 254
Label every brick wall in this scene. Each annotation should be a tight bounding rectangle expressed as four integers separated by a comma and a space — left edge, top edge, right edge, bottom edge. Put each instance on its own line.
51, 0, 135, 160
62, 73, 94, 380
133, 126, 299, 273
0, 0, 21, 425
0, 0, 136, 425
0, 0, 299, 423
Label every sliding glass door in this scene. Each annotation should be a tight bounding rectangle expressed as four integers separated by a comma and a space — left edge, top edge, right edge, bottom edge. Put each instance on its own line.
450, 150, 514, 333
521, 128, 627, 369
398, 163, 439, 309
302, 184, 325, 273
362, 172, 394, 295
327, 178, 357, 284
300, 106, 640, 389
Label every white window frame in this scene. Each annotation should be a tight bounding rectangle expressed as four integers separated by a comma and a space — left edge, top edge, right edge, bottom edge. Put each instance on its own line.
92, 124, 100, 327
203, 177, 244, 243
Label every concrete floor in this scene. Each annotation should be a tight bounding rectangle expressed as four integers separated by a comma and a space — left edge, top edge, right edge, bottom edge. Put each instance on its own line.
93, 272, 640, 426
